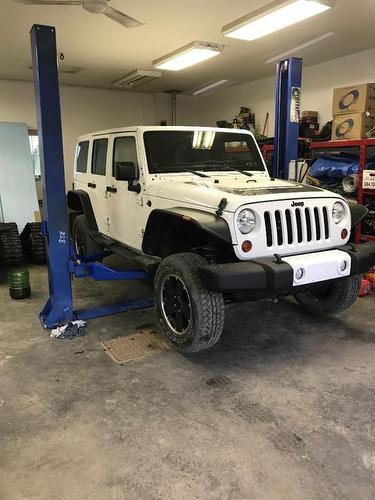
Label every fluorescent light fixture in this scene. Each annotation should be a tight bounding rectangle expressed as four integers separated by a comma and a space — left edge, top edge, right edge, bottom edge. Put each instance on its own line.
193, 79, 229, 96
153, 41, 223, 71
112, 69, 162, 88
265, 32, 335, 63
192, 131, 216, 150
222, 0, 333, 41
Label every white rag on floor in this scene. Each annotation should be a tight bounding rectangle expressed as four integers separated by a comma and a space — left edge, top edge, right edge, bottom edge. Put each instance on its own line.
50, 320, 86, 339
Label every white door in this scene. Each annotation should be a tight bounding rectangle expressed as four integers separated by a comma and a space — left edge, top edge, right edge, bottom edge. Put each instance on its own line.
106, 134, 146, 250
87, 136, 110, 234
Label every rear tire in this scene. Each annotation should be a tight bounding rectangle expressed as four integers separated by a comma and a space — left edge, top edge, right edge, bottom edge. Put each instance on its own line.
295, 274, 361, 315
72, 215, 102, 258
154, 252, 225, 352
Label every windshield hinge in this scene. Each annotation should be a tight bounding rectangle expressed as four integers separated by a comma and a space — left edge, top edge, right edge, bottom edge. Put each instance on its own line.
216, 197, 228, 217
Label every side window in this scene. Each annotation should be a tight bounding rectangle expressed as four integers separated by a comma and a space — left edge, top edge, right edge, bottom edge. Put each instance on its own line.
113, 136, 138, 176
91, 138, 108, 175
76, 141, 89, 173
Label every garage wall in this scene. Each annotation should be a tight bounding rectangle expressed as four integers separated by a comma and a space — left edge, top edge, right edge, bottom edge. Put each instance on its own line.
154, 93, 200, 127
2, 46, 374, 192
194, 47, 375, 136
0, 79, 190, 189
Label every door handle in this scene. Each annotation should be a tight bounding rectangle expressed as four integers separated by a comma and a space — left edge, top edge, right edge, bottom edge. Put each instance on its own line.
106, 186, 117, 193
88, 182, 96, 188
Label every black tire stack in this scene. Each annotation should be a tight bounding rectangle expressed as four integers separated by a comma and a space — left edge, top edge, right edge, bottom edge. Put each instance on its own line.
0, 223, 24, 267
20, 222, 47, 264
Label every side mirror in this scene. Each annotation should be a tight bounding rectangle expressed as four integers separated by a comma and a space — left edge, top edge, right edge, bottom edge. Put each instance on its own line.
115, 161, 137, 181
114, 161, 141, 194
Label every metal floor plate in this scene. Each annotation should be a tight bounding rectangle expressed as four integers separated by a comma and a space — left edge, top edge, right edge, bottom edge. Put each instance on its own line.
101, 329, 170, 364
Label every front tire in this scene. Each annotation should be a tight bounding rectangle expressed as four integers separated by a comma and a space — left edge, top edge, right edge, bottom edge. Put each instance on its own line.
295, 274, 361, 315
154, 253, 225, 352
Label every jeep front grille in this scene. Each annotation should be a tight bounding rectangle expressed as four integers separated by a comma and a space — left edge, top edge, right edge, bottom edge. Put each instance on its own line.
264, 206, 330, 247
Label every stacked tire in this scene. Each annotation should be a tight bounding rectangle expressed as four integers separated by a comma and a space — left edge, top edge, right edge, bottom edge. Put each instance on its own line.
0, 223, 24, 267
20, 222, 47, 264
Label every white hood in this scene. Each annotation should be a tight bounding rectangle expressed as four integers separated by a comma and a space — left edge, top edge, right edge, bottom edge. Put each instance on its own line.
147, 172, 331, 213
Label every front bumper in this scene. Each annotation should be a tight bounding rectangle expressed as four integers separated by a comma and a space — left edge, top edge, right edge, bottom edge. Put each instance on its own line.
200, 242, 375, 293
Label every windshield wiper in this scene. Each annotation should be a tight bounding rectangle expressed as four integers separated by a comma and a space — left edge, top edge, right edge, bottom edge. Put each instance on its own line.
190, 160, 255, 178
225, 166, 254, 178
185, 169, 211, 178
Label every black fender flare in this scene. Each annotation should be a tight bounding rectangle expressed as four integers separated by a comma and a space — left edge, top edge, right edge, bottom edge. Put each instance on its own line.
349, 203, 368, 228
142, 207, 232, 256
67, 190, 98, 231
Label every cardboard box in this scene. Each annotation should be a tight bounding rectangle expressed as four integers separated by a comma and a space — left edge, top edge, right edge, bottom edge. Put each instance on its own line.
332, 83, 375, 116
331, 113, 375, 140
302, 110, 318, 117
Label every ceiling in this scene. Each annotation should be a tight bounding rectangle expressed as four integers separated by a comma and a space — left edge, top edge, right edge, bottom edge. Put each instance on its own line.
1, 0, 375, 94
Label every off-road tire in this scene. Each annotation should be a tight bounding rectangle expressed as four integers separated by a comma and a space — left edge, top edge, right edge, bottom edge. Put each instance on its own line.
295, 274, 361, 315
0, 223, 24, 267
72, 214, 102, 258
154, 252, 225, 352
20, 222, 46, 264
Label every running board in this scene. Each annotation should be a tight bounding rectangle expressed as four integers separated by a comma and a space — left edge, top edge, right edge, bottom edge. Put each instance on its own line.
91, 234, 160, 272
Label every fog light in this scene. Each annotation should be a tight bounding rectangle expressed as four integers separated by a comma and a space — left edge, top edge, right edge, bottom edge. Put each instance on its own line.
340, 260, 348, 272
341, 228, 348, 239
295, 267, 304, 281
242, 240, 252, 253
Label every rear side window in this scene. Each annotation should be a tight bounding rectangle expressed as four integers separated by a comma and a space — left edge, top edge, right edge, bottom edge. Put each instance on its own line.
92, 138, 108, 175
76, 141, 89, 173
113, 136, 138, 176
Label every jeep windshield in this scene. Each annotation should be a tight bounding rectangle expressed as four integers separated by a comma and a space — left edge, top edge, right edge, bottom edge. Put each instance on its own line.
143, 130, 266, 174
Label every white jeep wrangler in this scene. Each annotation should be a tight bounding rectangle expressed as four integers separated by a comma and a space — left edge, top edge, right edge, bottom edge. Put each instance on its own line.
68, 126, 375, 352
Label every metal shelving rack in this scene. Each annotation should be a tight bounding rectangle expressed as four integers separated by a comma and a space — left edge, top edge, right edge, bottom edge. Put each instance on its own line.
310, 138, 375, 244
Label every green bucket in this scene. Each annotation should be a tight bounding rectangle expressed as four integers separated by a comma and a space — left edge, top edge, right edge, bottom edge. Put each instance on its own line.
8, 269, 31, 300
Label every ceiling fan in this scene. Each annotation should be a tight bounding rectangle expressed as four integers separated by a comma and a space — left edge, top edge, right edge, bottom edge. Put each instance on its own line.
14, 0, 144, 28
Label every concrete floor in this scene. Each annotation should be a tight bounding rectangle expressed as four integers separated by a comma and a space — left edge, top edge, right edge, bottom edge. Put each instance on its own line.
0, 261, 375, 500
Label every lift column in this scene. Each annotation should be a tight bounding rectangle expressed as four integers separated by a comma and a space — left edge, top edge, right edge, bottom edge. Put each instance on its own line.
273, 57, 303, 180
31, 25, 73, 328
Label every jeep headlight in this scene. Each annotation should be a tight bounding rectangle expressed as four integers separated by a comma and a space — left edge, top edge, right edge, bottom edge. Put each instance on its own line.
332, 201, 345, 224
237, 209, 256, 234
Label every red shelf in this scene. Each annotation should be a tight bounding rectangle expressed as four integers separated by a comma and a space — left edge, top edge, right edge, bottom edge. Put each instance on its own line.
310, 138, 375, 149
310, 138, 375, 244
360, 234, 375, 242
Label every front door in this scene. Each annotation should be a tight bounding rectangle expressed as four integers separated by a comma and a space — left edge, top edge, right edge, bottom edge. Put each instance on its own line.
106, 134, 146, 250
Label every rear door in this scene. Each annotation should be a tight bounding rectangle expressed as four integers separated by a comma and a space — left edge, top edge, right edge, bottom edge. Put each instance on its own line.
88, 136, 110, 234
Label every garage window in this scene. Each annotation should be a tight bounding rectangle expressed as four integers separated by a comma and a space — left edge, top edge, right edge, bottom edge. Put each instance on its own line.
113, 136, 138, 176
92, 138, 108, 175
76, 141, 89, 173
28, 132, 41, 177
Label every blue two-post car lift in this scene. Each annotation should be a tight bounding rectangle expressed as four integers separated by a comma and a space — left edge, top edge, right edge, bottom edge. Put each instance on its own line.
31, 24, 302, 330
31, 24, 153, 329
273, 57, 303, 180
